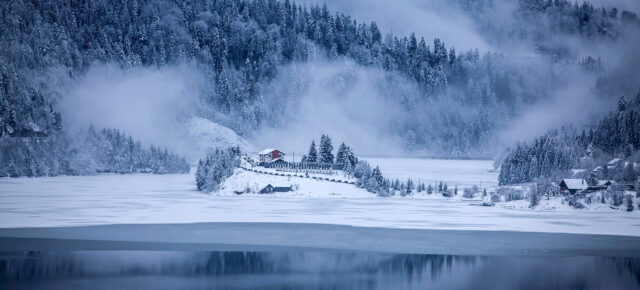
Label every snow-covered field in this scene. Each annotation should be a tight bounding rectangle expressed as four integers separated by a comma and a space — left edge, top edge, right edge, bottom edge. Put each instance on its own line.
1, 159, 639, 237
364, 157, 499, 189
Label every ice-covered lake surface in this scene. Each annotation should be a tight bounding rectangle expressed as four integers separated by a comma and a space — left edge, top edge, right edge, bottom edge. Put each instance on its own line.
0, 158, 638, 236
363, 157, 498, 188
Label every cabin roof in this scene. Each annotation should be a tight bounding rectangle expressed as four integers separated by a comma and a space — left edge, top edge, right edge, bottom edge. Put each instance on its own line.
259, 148, 277, 155
608, 158, 621, 165
560, 179, 588, 190
597, 180, 613, 186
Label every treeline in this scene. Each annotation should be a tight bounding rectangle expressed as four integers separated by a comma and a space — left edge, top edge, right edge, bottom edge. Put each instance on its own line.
459, 0, 638, 43
195, 147, 242, 192
352, 160, 466, 197
499, 93, 640, 185
301, 134, 358, 171
0, 127, 189, 177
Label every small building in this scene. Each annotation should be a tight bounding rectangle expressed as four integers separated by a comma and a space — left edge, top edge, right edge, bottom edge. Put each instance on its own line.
598, 180, 613, 187
260, 184, 275, 194
258, 148, 285, 163
583, 180, 614, 193
559, 179, 588, 194
259, 184, 292, 194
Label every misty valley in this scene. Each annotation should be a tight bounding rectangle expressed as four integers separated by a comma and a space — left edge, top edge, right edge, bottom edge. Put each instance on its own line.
1, 0, 640, 289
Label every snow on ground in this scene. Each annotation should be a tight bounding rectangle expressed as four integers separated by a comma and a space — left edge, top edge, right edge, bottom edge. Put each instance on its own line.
1, 163, 639, 236
216, 168, 366, 198
363, 157, 499, 189
242, 165, 356, 183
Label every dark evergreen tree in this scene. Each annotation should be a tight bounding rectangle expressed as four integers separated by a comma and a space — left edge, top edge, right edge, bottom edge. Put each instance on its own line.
335, 142, 348, 165
306, 140, 318, 163
195, 147, 241, 192
625, 194, 634, 211
319, 134, 334, 164
587, 172, 599, 186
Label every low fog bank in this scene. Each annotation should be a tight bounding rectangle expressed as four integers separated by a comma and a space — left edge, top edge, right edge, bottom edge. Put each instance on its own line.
303, 0, 492, 52
59, 64, 198, 144
314, 0, 640, 149
57, 64, 253, 161
250, 60, 406, 156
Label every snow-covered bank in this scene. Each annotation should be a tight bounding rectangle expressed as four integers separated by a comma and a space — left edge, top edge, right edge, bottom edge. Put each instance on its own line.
1, 169, 639, 237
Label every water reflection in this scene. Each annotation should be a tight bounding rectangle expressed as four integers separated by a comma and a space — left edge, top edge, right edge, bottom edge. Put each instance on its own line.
1, 251, 638, 289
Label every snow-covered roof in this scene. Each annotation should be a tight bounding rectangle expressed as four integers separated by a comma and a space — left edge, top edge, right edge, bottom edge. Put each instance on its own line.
259, 148, 277, 155
267, 158, 285, 163
607, 158, 621, 165
597, 180, 613, 186
560, 179, 588, 190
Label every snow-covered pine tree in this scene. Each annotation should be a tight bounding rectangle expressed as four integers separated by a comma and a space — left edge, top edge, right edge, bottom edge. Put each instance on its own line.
335, 142, 348, 165
406, 178, 414, 195
529, 191, 540, 208
319, 134, 334, 164
587, 172, 599, 186
625, 194, 634, 211
307, 140, 318, 163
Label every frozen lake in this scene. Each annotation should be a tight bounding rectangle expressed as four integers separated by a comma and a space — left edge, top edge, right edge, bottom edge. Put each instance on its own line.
363, 157, 498, 188
0, 158, 638, 237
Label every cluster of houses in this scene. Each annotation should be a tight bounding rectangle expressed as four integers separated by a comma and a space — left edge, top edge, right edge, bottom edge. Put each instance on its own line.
560, 158, 639, 195
559, 178, 635, 194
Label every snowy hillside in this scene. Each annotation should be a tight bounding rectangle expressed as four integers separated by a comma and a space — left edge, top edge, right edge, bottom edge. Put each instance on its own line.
184, 117, 254, 160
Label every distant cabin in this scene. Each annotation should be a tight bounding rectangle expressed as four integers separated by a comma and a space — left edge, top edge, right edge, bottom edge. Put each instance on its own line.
258, 148, 285, 163
259, 184, 292, 194
583, 180, 613, 193
559, 179, 588, 194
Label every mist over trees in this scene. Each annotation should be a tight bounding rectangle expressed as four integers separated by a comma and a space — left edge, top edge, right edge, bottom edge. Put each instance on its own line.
499, 92, 640, 185
1, 0, 638, 175
0, 126, 189, 177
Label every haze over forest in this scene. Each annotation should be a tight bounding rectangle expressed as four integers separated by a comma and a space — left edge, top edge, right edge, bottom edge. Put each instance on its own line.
1, 0, 640, 177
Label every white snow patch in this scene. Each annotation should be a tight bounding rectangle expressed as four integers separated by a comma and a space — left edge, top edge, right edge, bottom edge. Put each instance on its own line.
184, 117, 253, 159
216, 169, 369, 198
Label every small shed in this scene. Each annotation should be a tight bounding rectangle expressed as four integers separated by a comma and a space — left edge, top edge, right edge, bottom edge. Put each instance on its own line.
559, 179, 588, 194
260, 184, 275, 194
273, 186, 293, 192
259, 184, 292, 194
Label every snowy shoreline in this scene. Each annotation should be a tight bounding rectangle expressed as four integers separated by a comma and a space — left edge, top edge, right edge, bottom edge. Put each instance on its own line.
2, 168, 639, 237
2, 222, 640, 257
